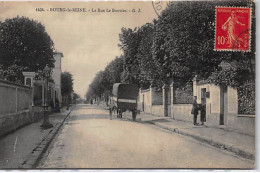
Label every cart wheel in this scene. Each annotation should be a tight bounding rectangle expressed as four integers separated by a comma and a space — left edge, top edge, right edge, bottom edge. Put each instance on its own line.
117, 109, 122, 118
109, 108, 112, 120
132, 110, 137, 121
119, 111, 122, 118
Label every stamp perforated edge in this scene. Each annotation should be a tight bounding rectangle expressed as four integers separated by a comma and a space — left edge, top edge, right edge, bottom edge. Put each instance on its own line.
213, 6, 252, 52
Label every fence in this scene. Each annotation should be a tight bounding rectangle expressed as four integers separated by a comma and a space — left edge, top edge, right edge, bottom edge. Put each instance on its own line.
174, 89, 193, 104
138, 84, 193, 117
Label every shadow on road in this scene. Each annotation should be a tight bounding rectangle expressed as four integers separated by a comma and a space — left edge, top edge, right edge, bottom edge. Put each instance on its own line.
72, 104, 102, 110
148, 119, 171, 123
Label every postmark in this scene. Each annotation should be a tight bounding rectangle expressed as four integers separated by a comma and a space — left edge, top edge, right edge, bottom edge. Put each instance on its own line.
214, 7, 251, 52
152, 1, 171, 17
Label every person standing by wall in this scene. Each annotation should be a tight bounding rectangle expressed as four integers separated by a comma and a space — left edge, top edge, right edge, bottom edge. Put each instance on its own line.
200, 104, 206, 125
191, 96, 199, 125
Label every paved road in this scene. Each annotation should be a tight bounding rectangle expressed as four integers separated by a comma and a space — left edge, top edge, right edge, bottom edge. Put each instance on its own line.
38, 104, 254, 169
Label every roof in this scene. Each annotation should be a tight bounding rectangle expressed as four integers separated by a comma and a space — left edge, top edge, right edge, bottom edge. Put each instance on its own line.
112, 83, 139, 99
54, 51, 64, 58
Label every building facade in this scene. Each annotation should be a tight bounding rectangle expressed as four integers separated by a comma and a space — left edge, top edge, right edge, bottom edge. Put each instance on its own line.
51, 51, 63, 106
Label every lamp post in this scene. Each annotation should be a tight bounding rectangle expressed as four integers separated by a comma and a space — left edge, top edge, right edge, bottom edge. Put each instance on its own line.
41, 65, 53, 129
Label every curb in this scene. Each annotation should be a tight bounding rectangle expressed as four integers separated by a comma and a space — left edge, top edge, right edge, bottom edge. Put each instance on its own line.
20, 106, 74, 169
150, 122, 255, 161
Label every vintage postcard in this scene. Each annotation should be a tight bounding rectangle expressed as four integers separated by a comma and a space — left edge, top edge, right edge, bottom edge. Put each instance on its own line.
0, 0, 256, 170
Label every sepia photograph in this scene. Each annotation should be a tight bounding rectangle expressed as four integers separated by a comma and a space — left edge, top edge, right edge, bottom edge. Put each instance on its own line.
0, 0, 256, 170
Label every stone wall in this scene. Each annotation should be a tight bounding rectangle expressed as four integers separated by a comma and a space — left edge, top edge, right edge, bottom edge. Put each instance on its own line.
225, 114, 255, 135
194, 80, 255, 135
151, 105, 164, 116
139, 89, 151, 113
171, 104, 193, 121
0, 110, 33, 137
137, 79, 255, 135
152, 90, 163, 105
0, 80, 42, 137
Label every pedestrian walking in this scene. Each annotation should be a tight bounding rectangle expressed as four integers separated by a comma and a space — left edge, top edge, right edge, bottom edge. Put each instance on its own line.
50, 99, 54, 112
191, 96, 198, 125
55, 98, 60, 113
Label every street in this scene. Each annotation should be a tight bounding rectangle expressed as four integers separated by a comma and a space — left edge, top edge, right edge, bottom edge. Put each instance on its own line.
0, 1, 256, 170
38, 104, 253, 169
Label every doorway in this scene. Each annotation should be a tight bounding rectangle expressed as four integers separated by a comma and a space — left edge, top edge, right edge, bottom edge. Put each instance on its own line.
201, 88, 206, 105
220, 86, 227, 125
201, 88, 207, 121
142, 94, 145, 112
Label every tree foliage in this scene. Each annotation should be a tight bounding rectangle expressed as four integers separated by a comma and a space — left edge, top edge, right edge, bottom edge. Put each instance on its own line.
86, 57, 124, 102
0, 64, 23, 84
152, 0, 255, 87
86, 0, 255, 101
0, 16, 55, 73
73, 93, 80, 103
237, 81, 255, 114
119, 27, 141, 85
61, 72, 73, 97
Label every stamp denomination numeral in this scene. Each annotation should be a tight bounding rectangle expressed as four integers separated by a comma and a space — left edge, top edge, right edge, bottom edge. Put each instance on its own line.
217, 36, 226, 45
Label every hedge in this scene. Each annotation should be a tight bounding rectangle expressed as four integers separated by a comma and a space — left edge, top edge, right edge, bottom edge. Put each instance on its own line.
237, 81, 255, 115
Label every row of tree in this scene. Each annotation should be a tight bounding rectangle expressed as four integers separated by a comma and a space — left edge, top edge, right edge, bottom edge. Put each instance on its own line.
86, 0, 255, 103
61, 71, 75, 104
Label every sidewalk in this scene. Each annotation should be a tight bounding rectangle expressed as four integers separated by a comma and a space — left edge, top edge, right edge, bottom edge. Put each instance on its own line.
124, 111, 255, 161
0, 106, 72, 169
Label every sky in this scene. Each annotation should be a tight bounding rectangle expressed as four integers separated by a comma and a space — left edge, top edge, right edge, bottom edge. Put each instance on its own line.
0, 1, 165, 98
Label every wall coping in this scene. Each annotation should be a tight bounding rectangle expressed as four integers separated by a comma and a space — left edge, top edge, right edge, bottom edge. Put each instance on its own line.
197, 80, 209, 85
172, 104, 192, 106
0, 79, 31, 89
237, 114, 255, 118
141, 89, 150, 93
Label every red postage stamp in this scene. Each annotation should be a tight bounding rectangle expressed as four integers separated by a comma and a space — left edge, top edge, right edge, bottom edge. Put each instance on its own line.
214, 7, 251, 51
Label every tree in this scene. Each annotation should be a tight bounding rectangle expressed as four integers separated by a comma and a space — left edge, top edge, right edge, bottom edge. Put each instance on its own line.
136, 23, 160, 88
0, 64, 23, 83
152, 0, 255, 87
101, 56, 124, 92
118, 27, 142, 85
61, 72, 73, 99
118, 24, 159, 89
0, 16, 55, 73
87, 71, 105, 101
86, 0, 255, 101
73, 93, 80, 103
85, 56, 124, 103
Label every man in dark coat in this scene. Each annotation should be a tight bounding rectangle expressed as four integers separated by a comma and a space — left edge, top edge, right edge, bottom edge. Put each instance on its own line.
200, 104, 206, 125
192, 96, 199, 125
55, 98, 60, 113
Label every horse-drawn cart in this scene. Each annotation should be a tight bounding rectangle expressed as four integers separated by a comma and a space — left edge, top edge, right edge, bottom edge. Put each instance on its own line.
109, 83, 139, 121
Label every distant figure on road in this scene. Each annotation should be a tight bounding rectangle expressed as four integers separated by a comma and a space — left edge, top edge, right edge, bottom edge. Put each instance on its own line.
55, 98, 60, 113
191, 96, 198, 125
50, 99, 54, 112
